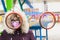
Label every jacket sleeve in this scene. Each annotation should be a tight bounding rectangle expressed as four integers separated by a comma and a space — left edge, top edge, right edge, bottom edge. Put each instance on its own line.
0, 30, 7, 40
29, 30, 36, 40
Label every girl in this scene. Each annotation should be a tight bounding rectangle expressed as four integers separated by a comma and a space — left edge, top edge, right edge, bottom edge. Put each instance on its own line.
0, 0, 35, 40
0, 11, 35, 40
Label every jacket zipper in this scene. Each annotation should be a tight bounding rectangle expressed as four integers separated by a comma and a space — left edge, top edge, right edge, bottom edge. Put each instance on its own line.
23, 37, 24, 40
11, 37, 12, 40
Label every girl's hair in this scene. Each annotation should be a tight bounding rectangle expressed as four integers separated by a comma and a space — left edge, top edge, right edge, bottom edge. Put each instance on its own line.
10, 14, 20, 21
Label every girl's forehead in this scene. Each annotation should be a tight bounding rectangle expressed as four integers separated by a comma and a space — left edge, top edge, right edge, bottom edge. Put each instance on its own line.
9, 14, 19, 18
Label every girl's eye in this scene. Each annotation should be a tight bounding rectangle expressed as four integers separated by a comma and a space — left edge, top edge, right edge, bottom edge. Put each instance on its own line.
11, 19, 15, 21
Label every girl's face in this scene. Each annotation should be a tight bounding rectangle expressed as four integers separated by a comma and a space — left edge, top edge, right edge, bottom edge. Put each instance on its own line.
6, 13, 22, 30
11, 15, 21, 29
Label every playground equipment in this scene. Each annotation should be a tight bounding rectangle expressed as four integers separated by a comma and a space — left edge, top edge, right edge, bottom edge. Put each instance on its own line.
1, 0, 56, 40
39, 12, 56, 29
1, 0, 33, 11
1, 0, 7, 12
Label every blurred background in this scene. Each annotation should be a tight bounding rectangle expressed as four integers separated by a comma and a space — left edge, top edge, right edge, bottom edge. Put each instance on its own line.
0, 0, 60, 40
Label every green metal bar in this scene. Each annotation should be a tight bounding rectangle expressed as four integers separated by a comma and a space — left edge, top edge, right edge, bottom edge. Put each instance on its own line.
6, 0, 13, 11
18, 0, 25, 11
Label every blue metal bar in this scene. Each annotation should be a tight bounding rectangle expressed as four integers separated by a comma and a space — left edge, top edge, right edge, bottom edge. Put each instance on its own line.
36, 36, 46, 38
1, 0, 7, 12
30, 26, 48, 40
30, 26, 41, 30
40, 28, 42, 40
46, 29, 48, 40
35, 30, 37, 39
25, 0, 33, 8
